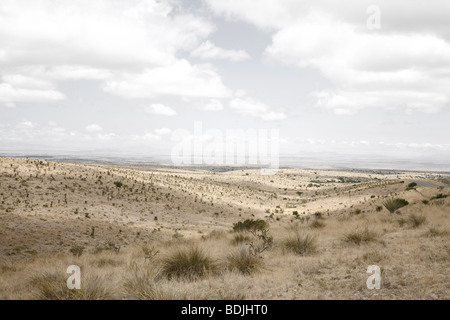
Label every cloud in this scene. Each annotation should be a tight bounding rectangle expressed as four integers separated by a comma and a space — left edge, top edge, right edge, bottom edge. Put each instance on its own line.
205, 1, 450, 114
265, 12, 450, 114
2, 74, 53, 89
85, 124, 103, 132
154, 127, 172, 135
202, 99, 224, 111
229, 97, 286, 121
0, 83, 65, 103
191, 41, 250, 61
0, 0, 213, 69
145, 104, 177, 117
0, 0, 232, 102
103, 60, 231, 99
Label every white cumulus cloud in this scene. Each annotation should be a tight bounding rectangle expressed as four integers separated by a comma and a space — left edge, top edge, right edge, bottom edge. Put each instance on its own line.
145, 104, 177, 117
191, 41, 250, 61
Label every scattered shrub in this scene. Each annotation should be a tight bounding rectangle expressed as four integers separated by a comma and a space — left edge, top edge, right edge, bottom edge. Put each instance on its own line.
344, 227, 378, 245
430, 193, 448, 200
383, 198, 409, 213
310, 220, 325, 229
282, 234, 317, 256
232, 219, 268, 232
231, 233, 250, 245
407, 213, 426, 228
70, 245, 84, 257
226, 246, 263, 275
162, 246, 217, 280
425, 227, 448, 238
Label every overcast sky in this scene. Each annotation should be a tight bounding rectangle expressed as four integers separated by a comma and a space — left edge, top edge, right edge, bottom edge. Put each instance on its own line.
0, 0, 449, 166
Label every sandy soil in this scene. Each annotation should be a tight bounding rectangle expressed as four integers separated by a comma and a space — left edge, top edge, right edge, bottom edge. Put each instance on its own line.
0, 157, 449, 300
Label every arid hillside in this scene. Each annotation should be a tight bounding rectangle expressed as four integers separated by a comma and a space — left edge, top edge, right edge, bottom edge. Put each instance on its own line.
0, 157, 449, 300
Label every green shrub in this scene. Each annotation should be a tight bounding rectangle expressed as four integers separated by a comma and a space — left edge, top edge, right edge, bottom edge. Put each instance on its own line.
430, 193, 448, 200
232, 219, 268, 232
383, 198, 409, 213
406, 182, 417, 190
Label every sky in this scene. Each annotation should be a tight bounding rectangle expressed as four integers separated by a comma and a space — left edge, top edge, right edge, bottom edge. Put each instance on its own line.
0, 0, 449, 167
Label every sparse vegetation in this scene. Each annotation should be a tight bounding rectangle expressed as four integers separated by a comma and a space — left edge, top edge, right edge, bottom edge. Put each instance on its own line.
226, 246, 263, 275
344, 227, 379, 245
0, 157, 449, 300
282, 234, 317, 256
162, 246, 217, 280
232, 219, 268, 232
383, 198, 409, 213
407, 213, 426, 228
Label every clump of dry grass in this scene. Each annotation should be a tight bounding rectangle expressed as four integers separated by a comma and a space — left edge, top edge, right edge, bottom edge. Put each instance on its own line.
231, 232, 250, 245
122, 261, 167, 300
425, 227, 448, 237
407, 213, 427, 228
310, 220, 325, 229
0, 258, 17, 274
226, 246, 263, 275
162, 246, 218, 280
30, 271, 114, 300
282, 234, 317, 256
344, 227, 379, 245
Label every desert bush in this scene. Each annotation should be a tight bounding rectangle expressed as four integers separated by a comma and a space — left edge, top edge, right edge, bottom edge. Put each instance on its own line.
407, 213, 426, 228
113, 181, 123, 188
425, 227, 448, 238
93, 241, 120, 254
383, 198, 409, 213
232, 219, 268, 232
406, 182, 417, 190
162, 246, 217, 280
231, 233, 250, 245
70, 245, 84, 257
430, 193, 448, 200
202, 230, 227, 241
310, 220, 325, 229
344, 227, 378, 245
282, 234, 317, 256
226, 246, 263, 275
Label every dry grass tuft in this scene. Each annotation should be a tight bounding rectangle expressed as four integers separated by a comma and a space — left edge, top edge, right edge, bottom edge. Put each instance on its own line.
162, 246, 218, 280
226, 246, 263, 275
30, 271, 114, 300
344, 227, 379, 245
282, 234, 318, 256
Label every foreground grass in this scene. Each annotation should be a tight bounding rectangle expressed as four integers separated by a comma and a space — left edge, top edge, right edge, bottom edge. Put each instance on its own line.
1, 196, 449, 300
